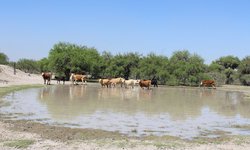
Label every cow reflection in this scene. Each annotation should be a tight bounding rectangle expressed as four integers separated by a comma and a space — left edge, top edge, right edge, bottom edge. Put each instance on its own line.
199, 89, 215, 98
40, 86, 55, 100
98, 87, 124, 100
69, 85, 87, 100
137, 89, 152, 101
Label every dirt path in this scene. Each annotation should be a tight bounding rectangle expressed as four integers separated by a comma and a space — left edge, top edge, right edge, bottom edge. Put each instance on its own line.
1, 65, 250, 149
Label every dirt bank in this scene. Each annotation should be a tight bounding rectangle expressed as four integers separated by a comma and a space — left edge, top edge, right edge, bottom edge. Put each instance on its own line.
1, 65, 250, 149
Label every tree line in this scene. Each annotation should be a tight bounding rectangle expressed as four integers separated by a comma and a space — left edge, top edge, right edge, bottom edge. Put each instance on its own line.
1, 42, 250, 86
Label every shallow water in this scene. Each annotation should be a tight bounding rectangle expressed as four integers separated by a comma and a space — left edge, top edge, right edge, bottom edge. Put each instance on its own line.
1, 83, 250, 139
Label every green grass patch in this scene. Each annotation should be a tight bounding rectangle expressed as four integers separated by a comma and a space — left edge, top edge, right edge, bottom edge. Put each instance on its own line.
232, 125, 250, 130
3, 140, 35, 149
0, 84, 43, 97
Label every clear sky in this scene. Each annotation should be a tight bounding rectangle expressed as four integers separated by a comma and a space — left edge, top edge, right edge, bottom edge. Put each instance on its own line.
0, 0, 249, 64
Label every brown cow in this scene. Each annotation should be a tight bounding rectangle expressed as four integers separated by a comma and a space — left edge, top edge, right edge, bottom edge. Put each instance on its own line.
70, 73, 87, 85
42, 72, 52, 85
139, 80, 151, 90
200, 80, 216, 89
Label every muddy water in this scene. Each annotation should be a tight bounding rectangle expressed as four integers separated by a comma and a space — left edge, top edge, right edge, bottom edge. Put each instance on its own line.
1, 84, 250, 139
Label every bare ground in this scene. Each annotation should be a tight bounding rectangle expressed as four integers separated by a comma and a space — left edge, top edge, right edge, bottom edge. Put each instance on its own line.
1, 64, 250, 150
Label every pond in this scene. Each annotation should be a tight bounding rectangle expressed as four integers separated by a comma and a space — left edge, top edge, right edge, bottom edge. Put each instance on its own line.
1, 83, 250, 139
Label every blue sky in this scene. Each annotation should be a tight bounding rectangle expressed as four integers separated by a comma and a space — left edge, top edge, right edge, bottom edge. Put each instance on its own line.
0, 0, 249, 64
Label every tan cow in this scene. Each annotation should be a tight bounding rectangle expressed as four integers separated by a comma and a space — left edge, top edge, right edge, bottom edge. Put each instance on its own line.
110, 77, 125, 87
99, 78, 111, 88
70, 73, 87, 85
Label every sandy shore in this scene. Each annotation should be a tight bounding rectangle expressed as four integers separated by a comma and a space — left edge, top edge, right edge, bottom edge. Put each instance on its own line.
1, 64, 250, 149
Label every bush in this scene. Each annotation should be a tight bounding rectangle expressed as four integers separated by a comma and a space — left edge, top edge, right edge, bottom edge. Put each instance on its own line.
165, 75, 179, 86
240, 74, 250, 86
0, 52, 9, 64
16, 59, 40, 74
206, 72, 226, 86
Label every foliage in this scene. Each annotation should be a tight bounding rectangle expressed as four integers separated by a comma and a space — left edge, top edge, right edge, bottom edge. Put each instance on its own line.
16, 59, 40, 73
4, 140, 35, 149
239, 74, 250, 86
0, 52, 9, 64
38, 58, 50, 72
215, 55, 240, 69
48, 42, 101, 79
238, 56, 250, 74
138, 53, 169, 83
238, 56, 250, 85
3, 42, 249, 86
206, 72, 226, 86
168, 50, 206, 86
209, 55, 240, 84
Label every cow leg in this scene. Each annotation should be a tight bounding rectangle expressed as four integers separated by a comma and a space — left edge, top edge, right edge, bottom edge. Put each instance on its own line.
212, 84, 216, 89
44, 79, 46, 84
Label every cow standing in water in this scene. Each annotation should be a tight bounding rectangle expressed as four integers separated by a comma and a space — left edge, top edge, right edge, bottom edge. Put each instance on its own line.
110, 77, 125, 87
139, 80, 151, 90
55, 76, 66, 84
151, 76, 158, 87
200, 80, 216, 89
99, 78, 111, 88
70, 73, 88, 85
42, 72, 52, 85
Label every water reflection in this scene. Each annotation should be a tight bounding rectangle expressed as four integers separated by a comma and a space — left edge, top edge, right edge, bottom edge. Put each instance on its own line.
1, 84, 250, 138
37, 85, 250, 120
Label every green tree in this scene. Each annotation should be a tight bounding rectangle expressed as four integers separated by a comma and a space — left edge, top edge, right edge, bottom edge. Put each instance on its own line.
48, 42, 102, 79
16, 59, 40, 73
38, 58, 50, 72
168, 50, 206, 86
215, 55, 240, 69
0, 52, 9, 64
138, 53, 169, 84
99, 51, 113, 78
210, 55, 240, 84
238, 56, 250, 85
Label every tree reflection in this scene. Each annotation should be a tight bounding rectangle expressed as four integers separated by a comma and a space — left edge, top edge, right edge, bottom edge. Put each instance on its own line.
38, 85, 250, 121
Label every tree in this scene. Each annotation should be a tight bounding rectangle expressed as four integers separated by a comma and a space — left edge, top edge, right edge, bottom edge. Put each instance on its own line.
48, 42, 102, 80
16, 59, 40, 73
210, 56, 240, 84
168, 50, 206, 86
138, 53, 169, 84
0, 52, 9, 64
215, 55, 240, 69
38, 58, 50, 72
238, 56, 250, 85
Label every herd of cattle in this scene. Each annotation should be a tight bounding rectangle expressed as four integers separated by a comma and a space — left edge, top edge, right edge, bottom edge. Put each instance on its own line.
42, 72, 216, 89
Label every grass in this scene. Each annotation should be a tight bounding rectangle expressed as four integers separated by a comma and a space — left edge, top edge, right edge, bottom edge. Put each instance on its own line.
3, 140, 35, 149
232, 124, 250, 130
0, 84, 43, 97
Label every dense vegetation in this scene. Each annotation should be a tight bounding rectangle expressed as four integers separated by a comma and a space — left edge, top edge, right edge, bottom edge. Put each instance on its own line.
1, 42, 250, 86
0, 52, 9, 65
